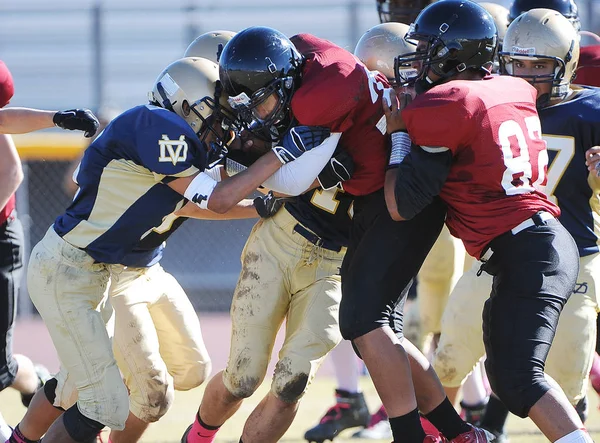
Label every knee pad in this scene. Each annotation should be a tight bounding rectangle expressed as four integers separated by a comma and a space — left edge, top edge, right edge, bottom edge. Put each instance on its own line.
129, 371, 174, 423
485, 361, 549, 418
43, 378, 65, 411
272, 357, 310, 404
173, 359, 212, 391
432, 345, 476, 388
223, 369, 262, 399
63, 405, 105, 443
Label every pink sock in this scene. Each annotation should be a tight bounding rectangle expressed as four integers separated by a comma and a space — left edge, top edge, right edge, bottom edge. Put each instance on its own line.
186, 415, 220, 443
9, 425, 35, 443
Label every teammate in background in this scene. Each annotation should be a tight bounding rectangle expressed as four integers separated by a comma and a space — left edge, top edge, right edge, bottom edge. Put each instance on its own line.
184, 30, 236, 62
217, 25, 492, 443
385, 1, 591, 442
8, 55, 327, 443
0, 60, 99, 441
509, 0, 600, 402
511, 0, 600, 409
431, 9, 600, 441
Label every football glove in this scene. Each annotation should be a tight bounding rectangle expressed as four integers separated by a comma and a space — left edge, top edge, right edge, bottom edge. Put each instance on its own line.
253, 191, 288, 218
318, 147, 355, 190
53, 109, 100, 138
272, 126, 331, 164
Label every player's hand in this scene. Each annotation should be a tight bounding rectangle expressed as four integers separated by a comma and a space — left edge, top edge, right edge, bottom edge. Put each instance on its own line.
253, 191, 287, 218
383, 89, 410, 133
585, 146, 600, 176
272, 126, 331, 164
318, 147, 355, 190
53, 109, 100, 138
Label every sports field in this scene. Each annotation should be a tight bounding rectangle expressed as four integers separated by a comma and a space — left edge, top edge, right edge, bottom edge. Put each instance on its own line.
2, 376, 599, 442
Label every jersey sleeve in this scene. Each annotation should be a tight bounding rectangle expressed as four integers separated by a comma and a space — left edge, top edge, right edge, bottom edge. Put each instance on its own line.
134, 109, 207, 178
402, 87, 474, 155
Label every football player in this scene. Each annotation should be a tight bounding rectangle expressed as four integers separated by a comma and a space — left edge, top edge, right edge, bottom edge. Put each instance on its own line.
8, 56, 327, 443
508, 0, 600, 402
509, 0, 600, 88
0, 60, 98, 442
212, 25, 492, 443
384, 1, 591, 442
429, 8, 600, 441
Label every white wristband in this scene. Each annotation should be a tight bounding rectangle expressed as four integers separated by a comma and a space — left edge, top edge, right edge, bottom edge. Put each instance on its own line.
203, 165, 223, 182
389, 132, 412, 167
183, 172, 218, 209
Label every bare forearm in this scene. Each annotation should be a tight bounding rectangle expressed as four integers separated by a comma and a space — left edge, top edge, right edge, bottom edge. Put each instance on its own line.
175, 199, 258, 220
0, 108, 56, 134
0, 134, 23, 208
209, 151, 282, 213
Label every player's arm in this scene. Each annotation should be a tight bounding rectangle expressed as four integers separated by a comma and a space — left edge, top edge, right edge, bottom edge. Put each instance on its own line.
385, 133, 452, 221
585, 146, 600, 189
174, 198, 258, 220
0, 107, 99, 137
0, 134, 22, 210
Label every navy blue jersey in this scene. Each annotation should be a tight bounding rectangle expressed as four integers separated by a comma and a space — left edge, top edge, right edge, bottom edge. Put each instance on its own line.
285, 188, 353, 248
54, 105, 206, 266
539, 86, 600, 256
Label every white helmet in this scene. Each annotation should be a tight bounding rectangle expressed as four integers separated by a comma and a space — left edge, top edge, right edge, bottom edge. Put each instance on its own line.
354, 22, 414, 84
501, 8, 579, 102
184, 30, 236, 63
150, 57, 239, 165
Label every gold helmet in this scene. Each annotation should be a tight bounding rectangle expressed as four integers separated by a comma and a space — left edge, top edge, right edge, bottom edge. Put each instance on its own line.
500, 8, 579, 101
376, 0, 436, 24
183, 30, 236, 63
479, 3, 509, 43
149, 57, 239, 165
354, 22, 415, 84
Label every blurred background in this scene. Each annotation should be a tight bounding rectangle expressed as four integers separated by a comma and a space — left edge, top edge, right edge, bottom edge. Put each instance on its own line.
2, 0, 600, 316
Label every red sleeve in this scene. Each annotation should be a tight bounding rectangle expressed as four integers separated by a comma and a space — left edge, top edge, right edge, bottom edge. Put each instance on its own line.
576, 46, 600, 87
290, 34, 365, 132
402, 85, 473, 155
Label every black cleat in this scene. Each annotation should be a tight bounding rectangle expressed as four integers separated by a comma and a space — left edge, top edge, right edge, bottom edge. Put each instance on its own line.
304, 389, 370, 442
180, 424, 192, 443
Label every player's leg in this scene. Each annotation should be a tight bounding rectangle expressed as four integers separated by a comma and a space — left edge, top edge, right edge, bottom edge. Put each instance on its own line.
417, 226, 466, 355
304, 340, 370, 442
545, 252, 600, 422
244, 249, 343, 443
23, 228, 128, 442
342, 195, 480, 442
146, 264, 211, 391
106, 265, 176, 443
432, 260, 489, 405
0, 217, 47, 406
184, 216, 291, 443
482, 220, 588, 441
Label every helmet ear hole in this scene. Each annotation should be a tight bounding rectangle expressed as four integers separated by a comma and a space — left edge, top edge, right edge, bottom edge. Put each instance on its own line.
182, 100, 191, 117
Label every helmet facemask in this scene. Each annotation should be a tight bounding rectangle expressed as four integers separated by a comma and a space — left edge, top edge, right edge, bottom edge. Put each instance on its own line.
191, 88, 241, 168
500, 49, 574, 107
227, 74, 295, 142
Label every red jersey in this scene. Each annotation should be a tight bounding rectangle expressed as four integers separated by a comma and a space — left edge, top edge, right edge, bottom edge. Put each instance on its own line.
1, 194, 16, 225
290, 34, 390, 196
403, 75, 559, 258
576, 45, 600, 87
